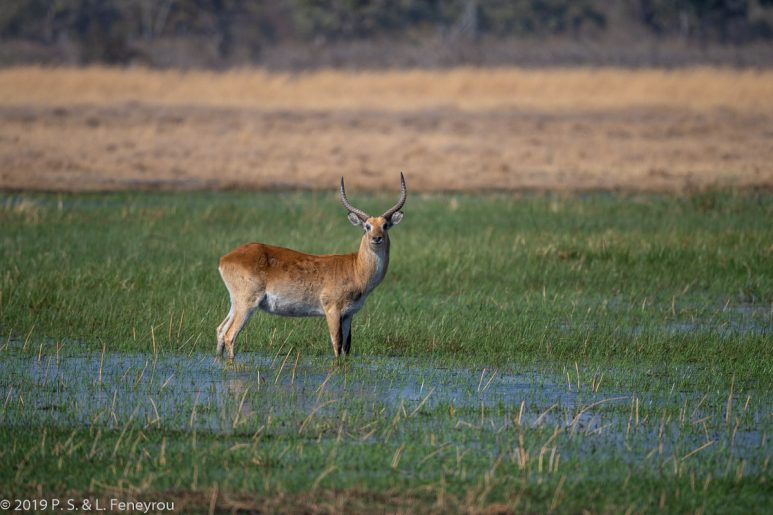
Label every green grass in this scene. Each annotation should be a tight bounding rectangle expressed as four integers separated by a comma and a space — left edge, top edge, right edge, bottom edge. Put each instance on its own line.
0, 190, 771, 512
1, 190, 771, 384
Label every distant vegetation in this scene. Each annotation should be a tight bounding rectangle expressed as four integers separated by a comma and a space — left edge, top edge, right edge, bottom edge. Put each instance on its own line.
1, 0, 773, 67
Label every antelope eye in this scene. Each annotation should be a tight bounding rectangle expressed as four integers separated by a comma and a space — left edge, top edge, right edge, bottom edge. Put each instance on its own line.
364, 223, 372, 231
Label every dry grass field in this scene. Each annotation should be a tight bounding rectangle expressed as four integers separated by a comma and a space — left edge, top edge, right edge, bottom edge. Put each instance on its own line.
1, 66, 772, 191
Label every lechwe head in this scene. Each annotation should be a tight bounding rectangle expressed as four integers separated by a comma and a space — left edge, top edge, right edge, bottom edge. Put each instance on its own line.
216, 173, 407, 360
340, 172, 406, 250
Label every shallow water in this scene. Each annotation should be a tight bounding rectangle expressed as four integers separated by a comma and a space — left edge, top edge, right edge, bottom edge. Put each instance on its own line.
0, 350, 768, 472
0, 352, 578, 430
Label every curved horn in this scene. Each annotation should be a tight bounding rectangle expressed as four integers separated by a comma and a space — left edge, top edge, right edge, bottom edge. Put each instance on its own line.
381, 172, 407, 219
339, 177, 370, 221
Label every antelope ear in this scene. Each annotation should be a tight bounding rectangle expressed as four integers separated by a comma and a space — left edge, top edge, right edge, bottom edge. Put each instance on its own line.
348, 212, 363, 227
389, 211, 404, 226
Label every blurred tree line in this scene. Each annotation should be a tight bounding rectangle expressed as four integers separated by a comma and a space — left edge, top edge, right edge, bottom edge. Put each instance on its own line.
1, 0, 772, 66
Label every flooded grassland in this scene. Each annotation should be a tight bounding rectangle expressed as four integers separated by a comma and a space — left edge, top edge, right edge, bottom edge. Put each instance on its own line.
0, 192, 771, 512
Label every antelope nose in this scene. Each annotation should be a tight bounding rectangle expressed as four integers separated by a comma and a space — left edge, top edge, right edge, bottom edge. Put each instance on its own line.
372, 236, 383, 244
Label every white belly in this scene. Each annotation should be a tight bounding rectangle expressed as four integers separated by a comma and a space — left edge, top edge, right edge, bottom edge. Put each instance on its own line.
258, 292, 324, 317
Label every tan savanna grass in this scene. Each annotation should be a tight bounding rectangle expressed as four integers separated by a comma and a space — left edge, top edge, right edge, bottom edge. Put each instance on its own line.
1, 65, 772, 112
1, 66, 772, 192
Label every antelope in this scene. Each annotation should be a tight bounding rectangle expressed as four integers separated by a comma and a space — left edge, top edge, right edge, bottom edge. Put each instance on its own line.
216, 173, 406, 360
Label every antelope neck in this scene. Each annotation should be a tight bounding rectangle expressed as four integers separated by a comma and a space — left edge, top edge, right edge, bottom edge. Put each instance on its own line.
354, 235, 389, 293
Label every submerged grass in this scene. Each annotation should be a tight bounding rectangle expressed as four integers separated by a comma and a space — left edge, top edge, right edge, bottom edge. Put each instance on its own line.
0, 350, 770, 513
0, 190, 771, 511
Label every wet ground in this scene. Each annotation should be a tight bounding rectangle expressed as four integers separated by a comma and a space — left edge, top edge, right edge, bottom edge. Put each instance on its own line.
1, 350, 769, 473
1, 351, 573, 430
